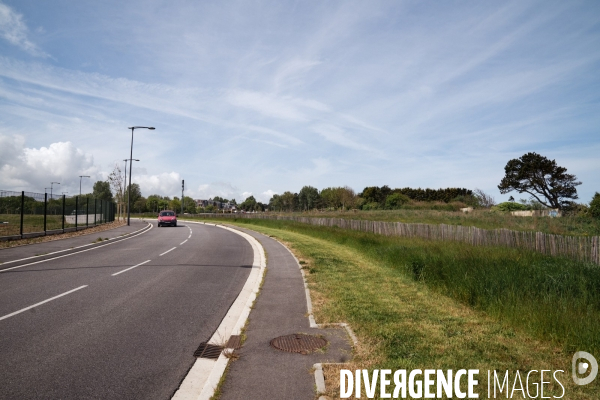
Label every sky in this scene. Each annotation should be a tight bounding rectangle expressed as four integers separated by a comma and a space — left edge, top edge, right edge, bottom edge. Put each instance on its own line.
0, 0, 598, 204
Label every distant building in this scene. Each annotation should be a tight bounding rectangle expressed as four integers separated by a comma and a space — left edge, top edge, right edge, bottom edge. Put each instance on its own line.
195, 199, 237, 212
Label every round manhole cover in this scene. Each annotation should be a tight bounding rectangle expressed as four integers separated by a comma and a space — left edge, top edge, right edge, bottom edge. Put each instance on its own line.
270, 333, 328, 354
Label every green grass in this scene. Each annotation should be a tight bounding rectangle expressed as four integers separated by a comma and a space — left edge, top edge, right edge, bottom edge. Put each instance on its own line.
188, 216, 600, 399
0, 213, 102, 236
136, 208, 600, 236
0, 214, 66, 236
261, 209, 600, 236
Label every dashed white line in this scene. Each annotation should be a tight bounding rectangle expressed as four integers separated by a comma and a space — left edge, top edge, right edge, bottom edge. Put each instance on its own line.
112, 260, 151, 276
180, 239, 188, 245
0, 285, 88, 322
0, 223, 153, 273
159, 247, 177, 256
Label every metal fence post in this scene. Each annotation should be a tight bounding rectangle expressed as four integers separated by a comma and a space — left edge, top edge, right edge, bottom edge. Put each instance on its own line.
94, 198, 97, 225
20, 191, 24, 238
62, 194, 65, 233
75, 196, 78, 230
86, 197, 89, 227
100, 200, 103, 224
44, 192, 47, 235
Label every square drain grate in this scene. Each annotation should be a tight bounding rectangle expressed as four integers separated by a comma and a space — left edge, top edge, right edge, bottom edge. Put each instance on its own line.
193, 342, 224, 359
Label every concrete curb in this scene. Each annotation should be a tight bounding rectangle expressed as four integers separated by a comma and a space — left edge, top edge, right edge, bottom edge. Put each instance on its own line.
172, 221, 267, 400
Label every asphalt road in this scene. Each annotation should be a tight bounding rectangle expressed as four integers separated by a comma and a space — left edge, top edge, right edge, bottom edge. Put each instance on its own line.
0, 220, 253, 400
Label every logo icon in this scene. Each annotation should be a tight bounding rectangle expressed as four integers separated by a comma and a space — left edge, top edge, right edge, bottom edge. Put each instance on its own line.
572, 351, 598, 385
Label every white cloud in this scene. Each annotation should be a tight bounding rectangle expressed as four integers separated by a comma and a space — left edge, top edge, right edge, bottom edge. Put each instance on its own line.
227, 90, 308, 121
258, 190, 277, 203
0, 134, 99, 194
0, 3, 48, 57
312, 124, 381, 155
194, 182, 242, 202
241, 192, 253, 201
134, 172, 181, 198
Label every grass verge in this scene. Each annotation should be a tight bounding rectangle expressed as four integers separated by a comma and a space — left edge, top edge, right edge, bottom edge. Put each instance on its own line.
194, 217, 599, 399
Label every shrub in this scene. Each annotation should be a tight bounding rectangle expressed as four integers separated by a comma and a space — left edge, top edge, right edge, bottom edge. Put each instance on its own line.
493, 201, 529, 212
384, 193, 410, 209
362, 202, 381, 211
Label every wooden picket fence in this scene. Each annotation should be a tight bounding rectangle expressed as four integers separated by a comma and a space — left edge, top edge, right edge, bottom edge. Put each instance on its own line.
199, 213, 600, 265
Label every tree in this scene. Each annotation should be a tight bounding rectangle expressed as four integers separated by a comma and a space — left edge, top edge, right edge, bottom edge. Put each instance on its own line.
590, 192, 600, 219
268, 194, 283, 211
385, 193, 410, 209
107, 163, 124, 220
169, 197, 181, 212
298, 186, 320, 211
183, 196, 196, 213
280, 191, 298, 212
93, 181, 113, 202
134, 196, 147, 213
125, 183, 142, 207
240, 195, 257, 211
473, 188, 495, 208
498, 152, 581, 210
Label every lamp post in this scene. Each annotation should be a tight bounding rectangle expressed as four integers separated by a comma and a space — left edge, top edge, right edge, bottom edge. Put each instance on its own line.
127, 126, 154, 225
123, 158, 139, 221
79, 175, 90, 197
50, 182, 60, 199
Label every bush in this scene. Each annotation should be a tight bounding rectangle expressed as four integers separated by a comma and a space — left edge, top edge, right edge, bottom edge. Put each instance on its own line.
384, 193, 410, 209
493, 202, 529, 212
590, 192, 600, 219
362, 202, 381, 211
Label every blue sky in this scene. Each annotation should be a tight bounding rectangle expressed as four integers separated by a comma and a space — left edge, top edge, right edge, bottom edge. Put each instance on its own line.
0, 0, 598, 204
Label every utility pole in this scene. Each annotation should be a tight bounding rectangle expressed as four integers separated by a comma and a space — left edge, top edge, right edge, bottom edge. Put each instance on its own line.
181, 179, 185, 215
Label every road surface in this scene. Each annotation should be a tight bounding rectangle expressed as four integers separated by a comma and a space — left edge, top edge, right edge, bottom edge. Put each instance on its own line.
0, 220, 253, 399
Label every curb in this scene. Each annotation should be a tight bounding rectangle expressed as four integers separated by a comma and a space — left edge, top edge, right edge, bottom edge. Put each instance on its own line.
172, 221, 267, 400
175, 220, 358, 400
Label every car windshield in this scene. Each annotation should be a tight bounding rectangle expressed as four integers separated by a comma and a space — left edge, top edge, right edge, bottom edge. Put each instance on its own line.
160, 212, 175, 216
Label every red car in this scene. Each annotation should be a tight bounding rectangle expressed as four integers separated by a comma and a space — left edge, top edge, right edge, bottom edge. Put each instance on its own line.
158, 210, 177, 227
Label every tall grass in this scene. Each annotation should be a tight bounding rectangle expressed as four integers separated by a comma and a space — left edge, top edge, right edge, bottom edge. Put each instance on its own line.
214, 217, 600, 354
272, 208, 600, 236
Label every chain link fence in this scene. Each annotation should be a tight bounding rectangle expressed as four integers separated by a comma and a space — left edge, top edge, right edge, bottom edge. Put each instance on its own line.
0, 190, 116, 240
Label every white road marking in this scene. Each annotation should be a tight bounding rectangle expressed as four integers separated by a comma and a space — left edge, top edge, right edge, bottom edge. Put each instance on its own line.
0, 223, 153, 273
159, 247, 176, 256
0, 223, 151, 266
188, 235, 191, 239
0, 285, 88, 322
180, 239, 188, 245
112, 260, 151, 276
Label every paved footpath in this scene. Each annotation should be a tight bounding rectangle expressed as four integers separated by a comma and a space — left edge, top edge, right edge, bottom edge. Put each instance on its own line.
219, 226, 353, 400
0, 220, 148, 266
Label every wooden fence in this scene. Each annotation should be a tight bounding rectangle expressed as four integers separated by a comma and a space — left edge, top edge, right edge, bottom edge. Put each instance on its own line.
198, 213, 600, 265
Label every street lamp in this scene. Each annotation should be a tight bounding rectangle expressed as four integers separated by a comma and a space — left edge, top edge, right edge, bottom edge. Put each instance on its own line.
123, 158, 139, 220
127, 126, 154, 225
50, 182, 60, 199
79, 175, 90, 197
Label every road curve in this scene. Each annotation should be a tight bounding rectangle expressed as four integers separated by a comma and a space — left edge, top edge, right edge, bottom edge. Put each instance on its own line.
0, 220, 253, 400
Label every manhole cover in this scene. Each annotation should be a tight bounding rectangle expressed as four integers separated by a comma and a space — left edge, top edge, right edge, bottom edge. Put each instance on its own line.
270, 333, 327, 354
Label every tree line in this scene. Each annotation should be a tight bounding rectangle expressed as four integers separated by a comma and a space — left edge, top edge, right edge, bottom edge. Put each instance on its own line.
267, 186, 477, 212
